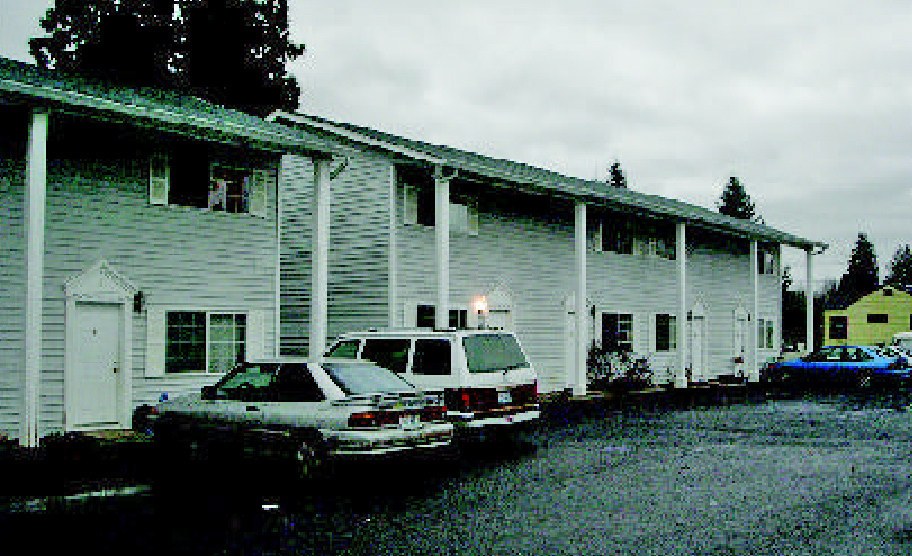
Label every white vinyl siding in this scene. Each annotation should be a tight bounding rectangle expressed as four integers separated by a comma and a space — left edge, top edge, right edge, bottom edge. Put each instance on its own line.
279, 153, 391, 356
0, 167, 26, 439
32, 145, 279, 438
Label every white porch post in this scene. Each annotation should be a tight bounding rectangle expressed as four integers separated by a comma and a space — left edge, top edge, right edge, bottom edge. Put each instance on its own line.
749, 240, 760, 382
806, 249, 814, 353
676, 222, 687, 388
24, 109, 48, 447
309, 157, 331, 360
434, 166, 451, 330
574, 201, 588, 395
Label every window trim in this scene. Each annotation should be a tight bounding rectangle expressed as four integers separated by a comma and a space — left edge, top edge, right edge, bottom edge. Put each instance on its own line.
145, 307, 267, 377
829, 315, 848, 340
655, 313, 677, 352
148, 151, 271, 217
600, 312, 634, 352
403, 182, 478, 235
757, 318, 776, 349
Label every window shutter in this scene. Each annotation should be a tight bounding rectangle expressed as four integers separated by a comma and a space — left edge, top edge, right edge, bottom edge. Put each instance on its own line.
649, 313, 658, 352
467, 202, 479, 235
403, 301, 417, 327
403, 183, 418, 225
149, 152, 169, 206
249, 169, 269, 217
245, 310, 268, 360
145, 307, 166, 377
592, 221, 603, 252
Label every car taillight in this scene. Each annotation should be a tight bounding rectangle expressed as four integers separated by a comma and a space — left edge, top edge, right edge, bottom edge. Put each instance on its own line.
348, 411, 380, 428
348, 409, 425, 428
444, 388, 498, 412
420, 405, 448, 422
889, 358, 906, 370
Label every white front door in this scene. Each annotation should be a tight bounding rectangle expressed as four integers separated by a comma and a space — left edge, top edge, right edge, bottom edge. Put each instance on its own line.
734, 313, 748, 376
71, 303, 121, 427
689, 316, 706, 382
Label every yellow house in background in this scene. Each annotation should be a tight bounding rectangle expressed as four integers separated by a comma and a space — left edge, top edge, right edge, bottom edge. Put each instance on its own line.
825, 286, 912, 346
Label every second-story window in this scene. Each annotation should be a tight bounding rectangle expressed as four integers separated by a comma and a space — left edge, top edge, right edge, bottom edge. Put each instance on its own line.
758, 245, 778, 275
149, 148, 270, 216
403, 181, 478, 235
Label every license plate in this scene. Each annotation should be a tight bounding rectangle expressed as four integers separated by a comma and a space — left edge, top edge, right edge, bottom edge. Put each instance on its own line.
399, 414, 421, 429
497, 391, 512, 404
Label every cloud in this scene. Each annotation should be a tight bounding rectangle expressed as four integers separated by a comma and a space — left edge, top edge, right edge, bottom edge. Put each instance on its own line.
3, 0, 909, 287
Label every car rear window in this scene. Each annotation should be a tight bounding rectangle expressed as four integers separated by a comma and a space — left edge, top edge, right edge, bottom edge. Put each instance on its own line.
326, 340, 360, 358
462, 334, 529, 373
362, 339, 411, 374
321, 362, 415, 395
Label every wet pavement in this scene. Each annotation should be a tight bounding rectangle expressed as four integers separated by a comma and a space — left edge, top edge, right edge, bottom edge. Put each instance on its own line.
5, 391, 912, 555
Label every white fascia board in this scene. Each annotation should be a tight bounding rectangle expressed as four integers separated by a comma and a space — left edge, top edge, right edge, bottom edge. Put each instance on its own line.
270, 111, 446, 165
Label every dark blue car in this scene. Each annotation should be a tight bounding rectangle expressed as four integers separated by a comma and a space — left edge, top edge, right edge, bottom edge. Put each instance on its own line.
762, 345, 911, 389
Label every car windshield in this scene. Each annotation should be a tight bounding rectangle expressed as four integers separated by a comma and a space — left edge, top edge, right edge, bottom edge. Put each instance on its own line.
462, 334, 529, 373
321, 361, 415, 396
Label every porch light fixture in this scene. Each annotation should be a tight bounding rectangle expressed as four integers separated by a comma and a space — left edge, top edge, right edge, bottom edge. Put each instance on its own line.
474, 296, 488, 329
133, 291, 145, 314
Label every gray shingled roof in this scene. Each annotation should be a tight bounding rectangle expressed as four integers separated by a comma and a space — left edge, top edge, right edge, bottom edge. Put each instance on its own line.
282, 112, 826, 251
0, 57, 336, 157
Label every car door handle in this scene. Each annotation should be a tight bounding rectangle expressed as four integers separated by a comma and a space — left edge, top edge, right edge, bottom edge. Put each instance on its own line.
246, 405, 260, 412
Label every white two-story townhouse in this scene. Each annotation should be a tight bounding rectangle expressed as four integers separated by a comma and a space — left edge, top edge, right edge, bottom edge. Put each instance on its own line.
0, 58, 339, 446
273, 112, 826, 396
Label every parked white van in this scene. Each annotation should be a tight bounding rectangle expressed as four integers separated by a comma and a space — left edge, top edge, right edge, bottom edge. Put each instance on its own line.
325, 328, 540, 436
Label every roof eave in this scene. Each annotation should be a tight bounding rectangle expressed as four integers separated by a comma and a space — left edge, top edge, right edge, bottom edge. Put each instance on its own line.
1, 78, 336, 158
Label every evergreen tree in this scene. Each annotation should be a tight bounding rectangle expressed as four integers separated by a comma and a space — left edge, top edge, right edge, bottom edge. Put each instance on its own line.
29, 0, 304, 117
717, 176, 758, 221
836, 232, 880, 306
607, 160, 628, 189
885, 244, 912, 288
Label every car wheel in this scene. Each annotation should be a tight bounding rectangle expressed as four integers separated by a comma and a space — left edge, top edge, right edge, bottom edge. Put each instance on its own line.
292, 432, 330, 480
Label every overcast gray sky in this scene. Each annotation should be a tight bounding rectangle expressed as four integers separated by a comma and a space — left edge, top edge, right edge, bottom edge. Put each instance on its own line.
3, 0, 910, 289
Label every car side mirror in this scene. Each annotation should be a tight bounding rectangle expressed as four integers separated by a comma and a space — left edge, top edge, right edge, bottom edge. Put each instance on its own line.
201, 385, 217, 400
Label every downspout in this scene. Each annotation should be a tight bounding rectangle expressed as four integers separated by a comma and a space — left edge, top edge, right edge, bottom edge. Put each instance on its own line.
388, 164, 398, 327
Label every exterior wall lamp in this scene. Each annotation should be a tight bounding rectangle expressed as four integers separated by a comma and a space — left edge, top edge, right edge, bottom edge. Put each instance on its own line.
474, 296, 488, 329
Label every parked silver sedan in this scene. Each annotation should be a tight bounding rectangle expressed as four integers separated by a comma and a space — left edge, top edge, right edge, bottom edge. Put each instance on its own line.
150, 358, 454, 477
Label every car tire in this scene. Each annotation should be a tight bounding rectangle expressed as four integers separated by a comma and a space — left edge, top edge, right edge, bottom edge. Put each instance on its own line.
291, 431, 331, 481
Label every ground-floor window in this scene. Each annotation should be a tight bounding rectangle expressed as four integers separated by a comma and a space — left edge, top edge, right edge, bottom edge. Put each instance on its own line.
656, 314, 677, 351
829, 316, 848, 340
602, 313, 633, 352
166, 311, 246, 373
758, 318, 775, 349
416, 304, 468, 329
